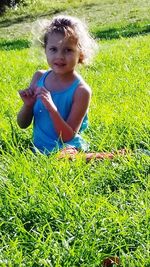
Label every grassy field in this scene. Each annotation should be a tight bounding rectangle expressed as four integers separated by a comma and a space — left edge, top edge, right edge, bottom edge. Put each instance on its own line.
0, 0, 150, 266
0, 0, 150, 40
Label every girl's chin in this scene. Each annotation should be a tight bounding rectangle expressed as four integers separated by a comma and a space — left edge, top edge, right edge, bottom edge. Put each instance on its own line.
53, 68, 70, 75
54, 64, 66, 69
53, 66, 66, 72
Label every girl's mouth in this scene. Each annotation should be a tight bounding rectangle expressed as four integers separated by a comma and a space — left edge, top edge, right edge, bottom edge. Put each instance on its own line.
54, 62, 66, 67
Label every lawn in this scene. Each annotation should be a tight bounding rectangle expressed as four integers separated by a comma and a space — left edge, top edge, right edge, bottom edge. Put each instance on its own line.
0, 0, 150, 266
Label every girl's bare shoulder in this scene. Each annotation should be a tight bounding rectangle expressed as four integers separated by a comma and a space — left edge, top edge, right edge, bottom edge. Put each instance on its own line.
72, 83, 91, 111
76, 79, 92, 98
30, 70, 47, 87
75, 73, 92, 94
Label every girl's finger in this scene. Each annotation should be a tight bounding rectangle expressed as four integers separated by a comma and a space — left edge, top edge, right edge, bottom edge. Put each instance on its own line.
35, 86, 43, 96
40, 87, 49, 93
18, 90, 27, 96
28, 87, 34, 95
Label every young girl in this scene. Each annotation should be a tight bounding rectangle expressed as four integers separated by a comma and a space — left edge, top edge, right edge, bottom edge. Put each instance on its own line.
17, 15, 124, 160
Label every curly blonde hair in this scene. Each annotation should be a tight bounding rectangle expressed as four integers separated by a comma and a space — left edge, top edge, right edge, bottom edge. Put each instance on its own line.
39, 15, 98, 64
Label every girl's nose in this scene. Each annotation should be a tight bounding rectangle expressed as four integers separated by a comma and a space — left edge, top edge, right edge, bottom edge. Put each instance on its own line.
56, 50, 64, 59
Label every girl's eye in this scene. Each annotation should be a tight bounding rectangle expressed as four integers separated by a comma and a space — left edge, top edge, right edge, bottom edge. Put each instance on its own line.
49, 47, 57, 52
65, 48, 73, 53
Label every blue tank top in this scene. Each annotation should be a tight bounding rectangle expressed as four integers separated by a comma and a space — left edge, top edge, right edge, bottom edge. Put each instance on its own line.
33, 70, 89, 154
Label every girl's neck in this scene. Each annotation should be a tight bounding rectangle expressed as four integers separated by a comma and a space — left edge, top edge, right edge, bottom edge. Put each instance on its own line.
51, 70, 77, 83
45, 70, 78, 92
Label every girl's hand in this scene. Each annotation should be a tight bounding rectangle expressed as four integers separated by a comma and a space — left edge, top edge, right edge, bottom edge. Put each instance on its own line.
18, 87, 37, 107
37, 87, 57, 112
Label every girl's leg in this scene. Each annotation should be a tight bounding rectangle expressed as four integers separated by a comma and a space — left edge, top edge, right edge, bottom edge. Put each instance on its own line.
85, 151, 114, 161
58, 147, 78, 159
85, 149, 126, 161
58, 147, 126, 161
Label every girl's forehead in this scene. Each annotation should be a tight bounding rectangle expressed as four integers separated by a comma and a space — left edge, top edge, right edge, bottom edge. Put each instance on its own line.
47, 32, 78, 45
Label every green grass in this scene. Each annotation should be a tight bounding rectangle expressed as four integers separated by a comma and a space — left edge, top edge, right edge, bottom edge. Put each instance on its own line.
0, 0, 150, 266
0, 150, 149, 266
0, 0, 150, 39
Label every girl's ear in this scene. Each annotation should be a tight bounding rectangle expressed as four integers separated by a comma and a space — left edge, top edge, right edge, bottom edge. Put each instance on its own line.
78, 52, 84, 64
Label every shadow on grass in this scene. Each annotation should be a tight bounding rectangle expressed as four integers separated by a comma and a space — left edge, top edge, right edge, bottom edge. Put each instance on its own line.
0, 39, 31, 50
1, 22, 150, 51
0, 8, 65, 28
93, 23, 150, 39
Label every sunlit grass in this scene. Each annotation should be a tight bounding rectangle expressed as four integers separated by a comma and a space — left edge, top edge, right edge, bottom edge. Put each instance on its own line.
0, 0, 149, 40
0, 146, 150, 266
0, 33, 150, 266
0, 0, 150, 265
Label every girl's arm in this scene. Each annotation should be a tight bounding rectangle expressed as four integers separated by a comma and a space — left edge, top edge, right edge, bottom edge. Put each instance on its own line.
39, 85, 91, 142
17, 103, 34, 129
17, 70, 44, 128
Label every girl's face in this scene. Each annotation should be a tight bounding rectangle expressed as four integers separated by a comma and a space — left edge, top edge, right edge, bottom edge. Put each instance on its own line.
45, 32, 83, 75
